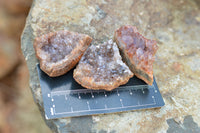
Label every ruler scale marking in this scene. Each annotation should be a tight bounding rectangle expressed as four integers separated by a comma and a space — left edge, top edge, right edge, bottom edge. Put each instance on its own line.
37, 65, 164, 119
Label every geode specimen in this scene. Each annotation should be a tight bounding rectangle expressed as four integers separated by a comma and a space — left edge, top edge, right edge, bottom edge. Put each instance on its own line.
33, 30, 92, 77
73, 40, 133, 91
114, 25, 158, 85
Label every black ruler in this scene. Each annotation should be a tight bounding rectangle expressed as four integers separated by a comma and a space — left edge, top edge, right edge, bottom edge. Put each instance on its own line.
37, 65, 164, 119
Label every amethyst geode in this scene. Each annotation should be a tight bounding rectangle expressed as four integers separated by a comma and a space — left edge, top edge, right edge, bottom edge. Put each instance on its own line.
114, 25, 158, 85
73, 40, 133, 91
34, 30, 92, 77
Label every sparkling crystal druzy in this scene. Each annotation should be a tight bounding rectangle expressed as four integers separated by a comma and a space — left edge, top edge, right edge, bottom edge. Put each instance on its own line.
34, 30, 92, 77
114, 25, 158, 85
73, 40, 134, 91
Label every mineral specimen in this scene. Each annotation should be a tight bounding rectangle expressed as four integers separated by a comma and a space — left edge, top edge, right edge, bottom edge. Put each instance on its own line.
33, 30, 92, 77
73, 40, 133, 91
114, 25, 158, 85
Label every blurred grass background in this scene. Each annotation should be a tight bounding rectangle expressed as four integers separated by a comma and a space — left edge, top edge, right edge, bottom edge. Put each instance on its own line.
0, 0, 51, 132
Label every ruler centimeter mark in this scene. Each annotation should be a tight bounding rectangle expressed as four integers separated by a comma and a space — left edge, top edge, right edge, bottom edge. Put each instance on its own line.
50, 86, 157, 116
53, 103, 157, 115
49, 86, 153, 100
47, 85, 163, 118
37, 64, 164, 119
50, 85, 153, 96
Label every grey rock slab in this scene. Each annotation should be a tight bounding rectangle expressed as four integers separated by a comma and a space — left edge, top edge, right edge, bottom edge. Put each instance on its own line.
21, 0, 200, 132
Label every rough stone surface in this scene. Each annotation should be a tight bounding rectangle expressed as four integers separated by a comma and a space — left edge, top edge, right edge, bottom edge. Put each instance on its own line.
34, 30, 92, 77
73, 40, 133, 91
114, 25, 158, 85
167, 115, 200, 133
21, 0, 200, 132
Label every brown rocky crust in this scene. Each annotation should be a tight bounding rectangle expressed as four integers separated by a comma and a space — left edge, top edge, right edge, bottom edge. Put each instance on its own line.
73, 40, 133, 91
33, 30, 92, 77
114, 25, 158, 85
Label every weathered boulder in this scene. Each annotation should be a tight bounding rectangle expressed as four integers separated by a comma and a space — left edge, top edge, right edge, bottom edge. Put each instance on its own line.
21, 0, 200, 132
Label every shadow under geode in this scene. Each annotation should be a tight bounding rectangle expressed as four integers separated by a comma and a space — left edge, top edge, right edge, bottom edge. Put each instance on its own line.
37, 64, 148, 100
